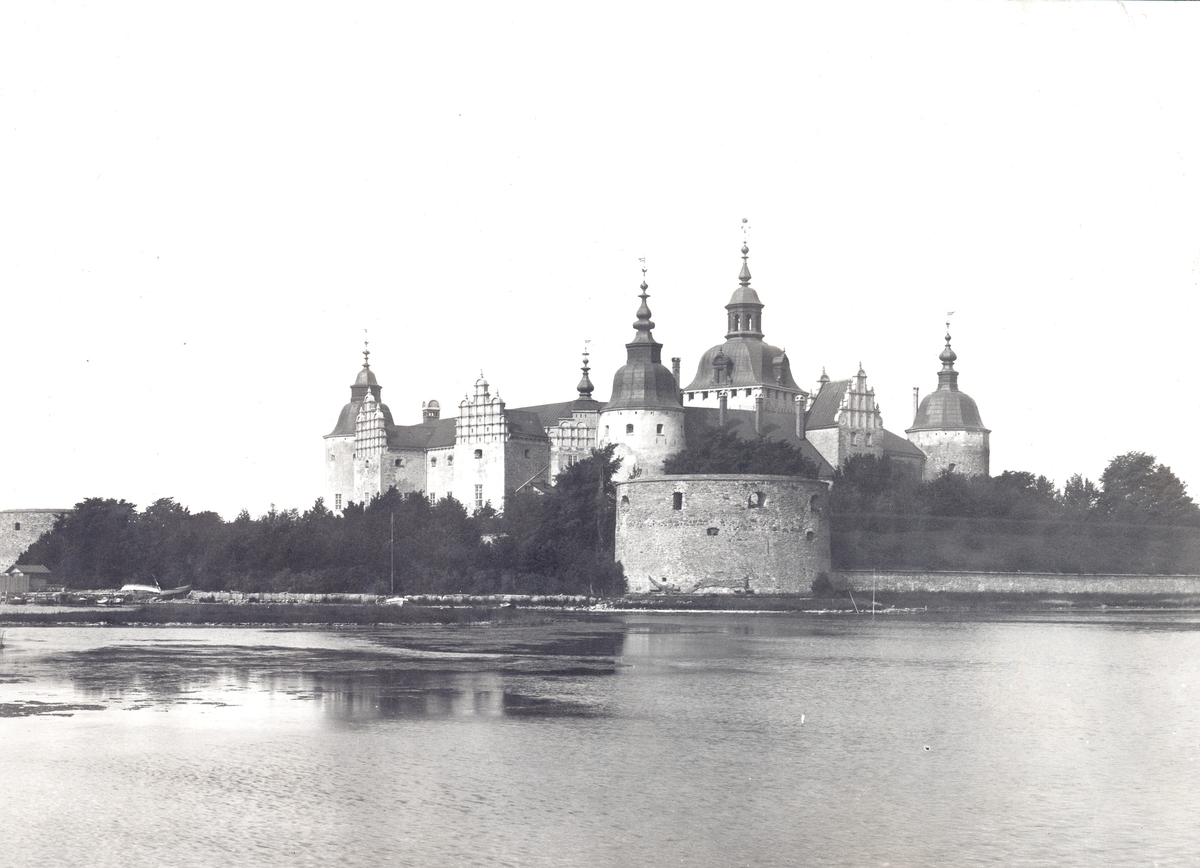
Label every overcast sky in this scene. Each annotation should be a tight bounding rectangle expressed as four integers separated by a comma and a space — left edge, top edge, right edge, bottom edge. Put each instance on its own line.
2, 2, 1198, 519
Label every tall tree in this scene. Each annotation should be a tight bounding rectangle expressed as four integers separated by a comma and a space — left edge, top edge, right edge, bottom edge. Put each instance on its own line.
1097, 452, 1200, 525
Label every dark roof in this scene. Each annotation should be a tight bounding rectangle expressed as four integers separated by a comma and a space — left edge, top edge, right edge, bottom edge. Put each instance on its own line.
327, 399, 396, 437
681, 406, 835, 478
506, 409, 551, 440
907, 387, 989, 432
386, 417, 457, 450
518, 399, 605, 430
6, 564, 50, 575
878, 428, 927, 459
804, 379, 850, 430
683, 337, 802, 394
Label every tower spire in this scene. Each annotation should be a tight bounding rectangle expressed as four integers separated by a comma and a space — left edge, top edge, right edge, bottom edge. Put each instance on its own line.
577, 341, 595, 399
631, 261, 656, 342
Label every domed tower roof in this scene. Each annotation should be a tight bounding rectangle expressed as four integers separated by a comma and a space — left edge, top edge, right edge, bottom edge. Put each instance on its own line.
683, 236, 802, 395
907, 329, 989, 432
603, 272, 682, 412
327, 342, 394, 436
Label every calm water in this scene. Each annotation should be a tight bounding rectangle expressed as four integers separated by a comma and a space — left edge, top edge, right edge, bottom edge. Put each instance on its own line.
1, 612, 1198, 867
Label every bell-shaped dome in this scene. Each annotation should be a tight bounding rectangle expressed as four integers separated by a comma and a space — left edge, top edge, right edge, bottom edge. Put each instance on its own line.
603, 278, 682, 412
907, 331, 989, 433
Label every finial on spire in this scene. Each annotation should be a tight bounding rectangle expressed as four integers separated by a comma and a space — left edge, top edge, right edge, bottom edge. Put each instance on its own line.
363, 329, 370, 368
738, 219, 752, 287
577, 340, 595, 399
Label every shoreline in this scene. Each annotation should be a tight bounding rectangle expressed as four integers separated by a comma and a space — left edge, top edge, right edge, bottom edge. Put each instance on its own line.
3, 590, 1200, 626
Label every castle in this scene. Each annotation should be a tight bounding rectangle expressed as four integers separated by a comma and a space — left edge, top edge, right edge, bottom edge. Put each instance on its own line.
324, 237, 990, 592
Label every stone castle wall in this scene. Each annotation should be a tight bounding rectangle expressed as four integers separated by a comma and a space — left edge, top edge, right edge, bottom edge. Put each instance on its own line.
907, 428, 989, 480
615, 474, 831, 594
835, 569, 1200, 595
0, 509, 69, 571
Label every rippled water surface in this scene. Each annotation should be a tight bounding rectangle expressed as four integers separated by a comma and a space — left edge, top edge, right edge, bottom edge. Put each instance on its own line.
2, 613, 1198, 867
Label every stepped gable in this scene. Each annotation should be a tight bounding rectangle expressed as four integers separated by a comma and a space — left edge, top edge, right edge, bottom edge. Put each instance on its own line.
327, 346, 395, 436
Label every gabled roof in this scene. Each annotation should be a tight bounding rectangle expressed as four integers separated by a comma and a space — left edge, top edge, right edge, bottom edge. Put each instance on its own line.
878, 427, 927, 459
6, 564, 50, 575
804, 379, 850, 430
681, 406, 835, 478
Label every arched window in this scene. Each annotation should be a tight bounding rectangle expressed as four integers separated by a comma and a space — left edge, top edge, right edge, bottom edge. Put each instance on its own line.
430, 458, 437, 467
747, 491, 766, 509
626, 424, 634, 435
620, 495, 630, 509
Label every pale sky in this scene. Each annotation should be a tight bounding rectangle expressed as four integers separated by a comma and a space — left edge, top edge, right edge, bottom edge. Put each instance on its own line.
2, 2, 1198, 519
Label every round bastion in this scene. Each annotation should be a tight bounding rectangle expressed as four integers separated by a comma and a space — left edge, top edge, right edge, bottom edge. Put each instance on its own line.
615, 475, 831, 594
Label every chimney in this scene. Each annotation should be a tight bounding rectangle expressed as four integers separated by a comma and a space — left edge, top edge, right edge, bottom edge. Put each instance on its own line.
718, 391, 727, 427
795, 394, 806, 440
671, 357, 682, 400
912, 387, 920, 424
755, 394, 764, 435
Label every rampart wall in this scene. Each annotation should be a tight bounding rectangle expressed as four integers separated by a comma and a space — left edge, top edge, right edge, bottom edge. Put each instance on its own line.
835, 569, 1200, 595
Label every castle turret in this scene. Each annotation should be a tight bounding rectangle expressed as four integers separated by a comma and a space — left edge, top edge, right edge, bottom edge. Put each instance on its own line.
324, 343, 395, 514
906, 327, 990, 480
598, 268, 684, 476
682, 233, 806, 414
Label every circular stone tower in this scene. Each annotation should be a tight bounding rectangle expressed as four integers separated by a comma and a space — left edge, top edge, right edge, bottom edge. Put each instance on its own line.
598, 270, 684, 476
906, 328, 990, 480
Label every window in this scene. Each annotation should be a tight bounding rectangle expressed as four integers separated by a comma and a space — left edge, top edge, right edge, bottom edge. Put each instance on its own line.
806, 530, 815, 542
334, 494, 342, 511
656, 424, 663, 435
13, 522, 20, 530
672, 492, 683, 510
474, 449, 483, 459
948, 463, 957, 472
810, 494, 820, 511
329, 455, 335, 462
745, 389, 751, 397
706, 527, 719, 536
448, 456, 454, 465
394, 458, 403, 467
850, 432, 858, 446
431, 458, 437, 467
524, 449, 530, 458
626, 424, 634, 435
747, 491, 766, 509
429, 492, 436, 503
475, 484, 484, 510
865, 432, 873, 447
620, 495, 630, 509
447, 490, 452, 501
702, 391, 708, 399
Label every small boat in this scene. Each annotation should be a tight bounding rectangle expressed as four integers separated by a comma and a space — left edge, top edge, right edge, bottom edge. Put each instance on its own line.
382, 596, 406, 607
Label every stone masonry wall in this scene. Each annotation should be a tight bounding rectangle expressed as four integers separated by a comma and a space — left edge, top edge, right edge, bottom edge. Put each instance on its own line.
836, 569, 1200, 595
615, 474, 831, 594
909, 429, 989, 480
0, 509, 69, 571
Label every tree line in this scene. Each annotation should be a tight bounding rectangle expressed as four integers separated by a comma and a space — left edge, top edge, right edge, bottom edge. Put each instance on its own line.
20, 447, 626, 596
830, 451, 1200, 573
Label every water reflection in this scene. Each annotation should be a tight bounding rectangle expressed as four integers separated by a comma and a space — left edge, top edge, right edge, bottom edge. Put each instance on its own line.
2, 624, 625, 721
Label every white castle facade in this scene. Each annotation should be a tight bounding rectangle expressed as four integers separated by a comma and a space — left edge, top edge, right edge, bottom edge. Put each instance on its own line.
324, 240, 989, 517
